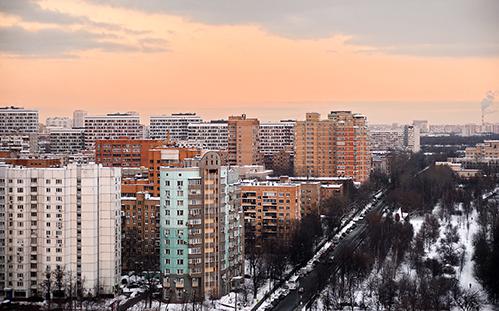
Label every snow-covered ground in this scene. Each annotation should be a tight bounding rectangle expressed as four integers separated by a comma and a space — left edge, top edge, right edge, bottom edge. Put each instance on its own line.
310, 198, 498, 311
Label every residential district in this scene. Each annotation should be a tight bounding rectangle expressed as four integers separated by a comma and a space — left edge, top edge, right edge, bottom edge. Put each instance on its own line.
0, 106, 498, 310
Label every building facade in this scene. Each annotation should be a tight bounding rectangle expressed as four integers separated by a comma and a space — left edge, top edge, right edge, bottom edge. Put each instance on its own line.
84, 113, 142, 150
294, 112, 335, 177
259, 121, 295, 156
465, 140, 499, 160
240, 181, 301, 244
159, 152, 244, 301
294, 112, 370, 182
149, 113, 202, 142
328, 111, 370, 183
227, 115, 260, 166
185, 121, 228, 150
48, 128, 85, 154
0, 107, 39, 135
0, 135, 38, 154
403, 125, 421, 153
0, 163, 121, 298
121, 181, 160, 271
45, 117, 72, 129
72, 110, 87, 128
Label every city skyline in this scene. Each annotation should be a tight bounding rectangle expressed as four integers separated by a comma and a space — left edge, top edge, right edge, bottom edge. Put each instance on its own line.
0, 0, 498, 124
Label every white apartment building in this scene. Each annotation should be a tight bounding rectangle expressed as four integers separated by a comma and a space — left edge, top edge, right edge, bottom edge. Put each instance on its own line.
185, 121, 229, 150
72, 110, 87, 128
45, 117, 72, 129
259, 121, 295, 156
0, 135, 38, 154
0, 163, 121, 298
149, 113, 202, 142
48, 128, 85, 154
0, 107, 39, 135
369, 129, 404, 151
84, 113, 142, 150
403, 125, 421, 153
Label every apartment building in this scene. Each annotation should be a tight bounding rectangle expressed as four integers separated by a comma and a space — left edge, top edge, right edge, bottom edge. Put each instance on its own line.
0, 135, 38, 154
465, 140, 499, 160
0, 106, 39, 135
294, 112, 335, 177
227, 115, 260, 166
259, 121, 295, 156
95, 139, 166, 168
328, 111, 370, 183
160, 151, 244, 301
0, 163, 121, 298
369, 129, 404, 151
45, 117, 72, 129
149, 113, 202, 141
72, 110, 87, 128
403, 125, 421, 153
95, 138, 200, 195
83, 113, 142, 150
121, 181, 160, 271
48, 128, 85, 154
412, 120, 429, 133
185, 121, 228, 150
240, 181, 301, 244
294, 112, 370, 182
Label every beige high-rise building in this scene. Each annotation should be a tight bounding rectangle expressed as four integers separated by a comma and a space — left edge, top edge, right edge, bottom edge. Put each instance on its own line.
227, 114, 260, 166
294, 111, 371, 183
294, 113, 335, 177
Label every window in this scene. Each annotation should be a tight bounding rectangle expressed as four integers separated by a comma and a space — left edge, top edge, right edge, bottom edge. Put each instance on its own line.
177, 181, 183, 187
177, 249, 184, 255
177, 259, 184, 265
177, 210, 183, 216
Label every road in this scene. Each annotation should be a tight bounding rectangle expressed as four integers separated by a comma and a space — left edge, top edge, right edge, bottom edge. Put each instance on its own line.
269, 196, 387, 311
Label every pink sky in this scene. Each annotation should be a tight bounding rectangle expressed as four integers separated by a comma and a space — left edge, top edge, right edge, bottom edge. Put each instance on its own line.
0, 0, 498, 124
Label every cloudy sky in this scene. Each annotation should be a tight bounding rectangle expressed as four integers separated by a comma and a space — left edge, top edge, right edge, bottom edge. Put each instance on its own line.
0, 0, 498, 124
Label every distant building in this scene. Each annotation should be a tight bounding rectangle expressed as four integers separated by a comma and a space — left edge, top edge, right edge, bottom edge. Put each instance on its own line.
45, 117, 72, 129
72, 110, 87, 128
465, 140, 499, 160
185, 121, 228, 150
369, 129, 404, 151
84, 113, 142, 150
294, 112, 370, 182
294, 112, 335, 177
227, 115, 261, 166
412, 120, 429, 133
0, 106, 39, 135
48, 128, 85, 154
267, 176, 349, 215
0, 135, 38, 154
0, 163, 122, 298
95, 138, 200, 196
149, 113, 202, 142
259, 121, 295, 156
403, 125, 421, 153
160, 152, 244, 301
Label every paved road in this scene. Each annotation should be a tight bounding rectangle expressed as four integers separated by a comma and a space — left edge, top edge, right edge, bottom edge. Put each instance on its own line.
270, 197, 386, 311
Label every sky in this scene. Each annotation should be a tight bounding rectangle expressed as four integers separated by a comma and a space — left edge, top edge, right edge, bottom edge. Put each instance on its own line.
0, 0, 498, 125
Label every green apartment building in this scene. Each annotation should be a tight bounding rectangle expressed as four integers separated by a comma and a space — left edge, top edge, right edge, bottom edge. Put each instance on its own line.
160, 151, 244, 302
